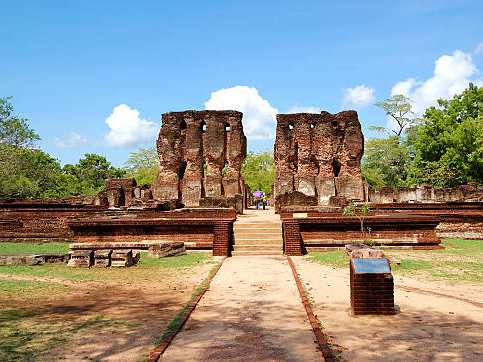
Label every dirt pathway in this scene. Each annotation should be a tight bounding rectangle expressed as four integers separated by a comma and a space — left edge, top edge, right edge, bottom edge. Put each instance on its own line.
292, 257, 483, 361
162, 256, 321, 361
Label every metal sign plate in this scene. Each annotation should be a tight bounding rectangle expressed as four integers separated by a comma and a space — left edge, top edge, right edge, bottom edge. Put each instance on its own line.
352, 258, 390, 274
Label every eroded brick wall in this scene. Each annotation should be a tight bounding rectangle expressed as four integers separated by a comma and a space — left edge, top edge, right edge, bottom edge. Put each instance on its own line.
0, 203, 237, 255
274, 111, 364, 209
152, 110, 247, 207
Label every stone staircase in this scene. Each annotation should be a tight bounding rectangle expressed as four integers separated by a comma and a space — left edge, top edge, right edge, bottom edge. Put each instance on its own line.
232, 210, 283, 256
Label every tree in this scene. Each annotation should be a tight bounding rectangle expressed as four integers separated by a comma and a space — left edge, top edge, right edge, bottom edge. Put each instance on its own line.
124, 147, 158, 185
0, 144, 78, 199
64, 153, 126, 194
241, 151, 275, 196
361, 136, 412, 189
371, 94, 418, 138
343, 202, 371, 240
0, 97, 40, 147
406, 83, 483, 187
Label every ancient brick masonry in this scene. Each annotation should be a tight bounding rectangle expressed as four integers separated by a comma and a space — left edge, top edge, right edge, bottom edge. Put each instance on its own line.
153, 110, 247, 207
274, 111, 364, 208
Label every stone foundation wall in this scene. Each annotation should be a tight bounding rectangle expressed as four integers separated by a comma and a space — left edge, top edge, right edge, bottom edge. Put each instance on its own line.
0, 201, 237, 255
0, 201, 108, 241
368, 183, 483, 204
281, 213, 441, 255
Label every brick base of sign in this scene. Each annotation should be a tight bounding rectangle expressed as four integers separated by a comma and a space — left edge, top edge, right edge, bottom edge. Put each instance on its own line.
350, 260, 396, 315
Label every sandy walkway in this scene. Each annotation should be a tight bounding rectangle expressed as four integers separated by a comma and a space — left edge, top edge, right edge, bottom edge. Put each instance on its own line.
293, 257, 483, 361
162, 256, 321, 361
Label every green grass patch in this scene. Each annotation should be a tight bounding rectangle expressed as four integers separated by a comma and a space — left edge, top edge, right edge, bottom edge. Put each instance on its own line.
138, 252, 210, 268
0, 278, 68, 297
0, 242, 70, 255
435, 239, 483, 257
0, 252, 213, 284
307, 250, 348, 268
307, 239, 483, 283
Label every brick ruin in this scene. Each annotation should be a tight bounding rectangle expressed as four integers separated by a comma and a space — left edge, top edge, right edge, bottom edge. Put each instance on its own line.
1, 106, 483, 259
274, 111, 365, 210
152, 110, 247, 209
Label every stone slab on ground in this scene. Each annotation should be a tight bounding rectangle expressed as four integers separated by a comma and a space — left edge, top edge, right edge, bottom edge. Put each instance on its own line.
148, 241, 186, 258
162, 256, 320, 361
292, 257, 483, 361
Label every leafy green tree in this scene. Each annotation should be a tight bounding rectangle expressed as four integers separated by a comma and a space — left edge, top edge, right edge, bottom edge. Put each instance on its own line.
406, 83, 483, 187
371, 94, 419, 138
241, 151, 275, 196
0, 144, 78, 199
361, 136, 412, 189
124, 147, 158, 185
0, 97, 40, 147
64, 153, 126, 194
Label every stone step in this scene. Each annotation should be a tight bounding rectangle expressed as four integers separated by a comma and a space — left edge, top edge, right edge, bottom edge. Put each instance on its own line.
233, 244, 281, 251
234, 232, 282, 239
232, 250, 283, 256
234, 238, 282, 245
234, 223, 281, 230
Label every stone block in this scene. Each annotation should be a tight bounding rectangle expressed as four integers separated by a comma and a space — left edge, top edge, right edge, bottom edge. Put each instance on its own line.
111, 249, 134, 267
68, 250, 93, 268
93, 249, 112, 267
148, 242, 186, 258
335, 175, 364, 201
315, 177, 336, 205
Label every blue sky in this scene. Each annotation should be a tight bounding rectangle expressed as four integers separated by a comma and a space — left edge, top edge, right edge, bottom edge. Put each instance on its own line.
1, 1, 482, 166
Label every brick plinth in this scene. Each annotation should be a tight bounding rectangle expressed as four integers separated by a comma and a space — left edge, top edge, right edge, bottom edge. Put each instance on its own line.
283, 221, 303, 256
213, 222, 232, 256
350, 259, 396, 315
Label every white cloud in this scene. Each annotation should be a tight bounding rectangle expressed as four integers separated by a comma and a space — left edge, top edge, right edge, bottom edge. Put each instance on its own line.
104, 104, 157, 147
391, 50, 481, 114
204, 86, 278, 139
474, 42, 483, 55
287, 105, 321, 114
342, 85, 375, 108
54, 132, 88, 148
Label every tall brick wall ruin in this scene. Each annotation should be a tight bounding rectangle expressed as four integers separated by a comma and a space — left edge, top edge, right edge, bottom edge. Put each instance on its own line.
152, 110, 247, 207
274, 111, 364, 208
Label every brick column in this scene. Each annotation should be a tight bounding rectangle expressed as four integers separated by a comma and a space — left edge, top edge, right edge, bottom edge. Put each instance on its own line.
213, 221, 232, 256
283, 221, 303, 256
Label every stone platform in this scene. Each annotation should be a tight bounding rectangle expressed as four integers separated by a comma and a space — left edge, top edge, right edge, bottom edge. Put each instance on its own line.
279, 208, 450, 255
67, 208, 236, 256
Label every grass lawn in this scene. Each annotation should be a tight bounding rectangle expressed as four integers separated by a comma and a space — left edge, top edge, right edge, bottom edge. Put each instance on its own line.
307, 239, 483, 283
0, 250, 210, 283
0, 250, 215, 360
0, 242, 70, 255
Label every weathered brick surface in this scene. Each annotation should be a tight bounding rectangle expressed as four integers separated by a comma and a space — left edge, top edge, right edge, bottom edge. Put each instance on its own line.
283, 221, 303, 256
213, 221, 233, 256
274, 111, 364, 210
153, 110, 247, 208
279, 202, 483, 253
0, 202, 237, 256
280, 210, 446, 253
